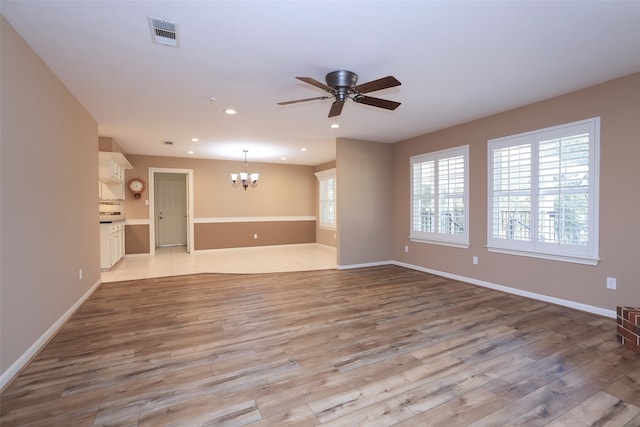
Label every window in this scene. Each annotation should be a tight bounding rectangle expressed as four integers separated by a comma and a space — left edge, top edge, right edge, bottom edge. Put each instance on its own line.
315, 168, 336, 230
487, 117, 600, 265
410, 146, 469, 247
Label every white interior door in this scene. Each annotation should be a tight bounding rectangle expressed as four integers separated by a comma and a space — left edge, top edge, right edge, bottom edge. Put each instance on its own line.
155, 173, 187, 247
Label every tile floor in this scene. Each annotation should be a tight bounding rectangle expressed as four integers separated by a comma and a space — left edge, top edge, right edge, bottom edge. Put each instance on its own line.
101, 243, 337, 282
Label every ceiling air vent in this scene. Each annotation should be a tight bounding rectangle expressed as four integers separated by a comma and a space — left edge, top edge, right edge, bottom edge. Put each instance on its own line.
148, 16, 178, 47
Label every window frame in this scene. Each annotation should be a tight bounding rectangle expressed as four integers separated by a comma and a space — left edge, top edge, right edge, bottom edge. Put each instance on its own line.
314, 168, 336, 231
410, 145, 470, 248
487, 117, 600, 265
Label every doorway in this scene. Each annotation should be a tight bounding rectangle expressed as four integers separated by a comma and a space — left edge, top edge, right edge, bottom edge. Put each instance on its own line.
155, 173, 187, 247
148, 167, 194, 255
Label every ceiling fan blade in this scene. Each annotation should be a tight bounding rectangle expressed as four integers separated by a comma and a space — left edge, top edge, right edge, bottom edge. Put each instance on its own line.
354, 76, 401, 94
277, 96, 330, 105
296, 77, 334, 92
354, 95, 401, 110
328, 100, 345, 117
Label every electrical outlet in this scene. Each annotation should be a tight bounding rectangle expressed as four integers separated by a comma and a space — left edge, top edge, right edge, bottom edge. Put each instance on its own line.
253, 233, 258, 239
404, 245, 409, 253
606, 277, 616, 290
473, 256, 478, 265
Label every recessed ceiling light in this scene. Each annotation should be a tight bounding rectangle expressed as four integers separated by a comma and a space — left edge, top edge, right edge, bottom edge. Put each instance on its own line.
191, 138, 199, 142
281, 157, 287, 161
301, 148, 307, 152
330, 123, 340, 129
187, 150, 194, 154
224, 108, 237, 115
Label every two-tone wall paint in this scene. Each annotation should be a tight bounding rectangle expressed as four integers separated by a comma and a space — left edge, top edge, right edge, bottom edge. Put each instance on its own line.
122, 154, 319, 253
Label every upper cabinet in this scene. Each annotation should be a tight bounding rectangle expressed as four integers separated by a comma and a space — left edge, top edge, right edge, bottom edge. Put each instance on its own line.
99, 152, 133, 200
99, 152, 132, 183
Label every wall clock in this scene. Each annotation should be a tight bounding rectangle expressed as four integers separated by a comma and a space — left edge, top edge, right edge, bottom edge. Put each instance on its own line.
128, 178, 145, 198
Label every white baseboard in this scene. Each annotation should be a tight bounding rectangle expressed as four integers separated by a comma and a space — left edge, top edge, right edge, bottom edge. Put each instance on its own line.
338, 260, 393, 270
0, 278, 103, 392
315, 243, 338, 250
123, 253, 151, 258
391, 261, 616, 319
339, 259, 615, 318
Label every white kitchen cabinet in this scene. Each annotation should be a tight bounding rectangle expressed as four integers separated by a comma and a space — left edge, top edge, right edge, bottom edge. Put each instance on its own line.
100, 221, 125, 269
99, 181, 123, 200
99, 152, 132, 200
99, 152, 132, 182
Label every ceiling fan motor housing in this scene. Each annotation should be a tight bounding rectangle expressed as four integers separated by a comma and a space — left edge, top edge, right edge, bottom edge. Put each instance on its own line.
326, 70, 358, 89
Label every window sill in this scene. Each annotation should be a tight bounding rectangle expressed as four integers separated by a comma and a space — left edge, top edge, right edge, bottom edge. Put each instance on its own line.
410, 237, 470, 249
486, 245, 599, 266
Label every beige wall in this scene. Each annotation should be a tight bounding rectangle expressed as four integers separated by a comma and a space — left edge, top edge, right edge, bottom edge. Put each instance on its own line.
390, 72, 640, 313
337, 138, 393, 266
98, 136, 124, 153
1, 18, 100, 378
315, 161, 337, 247
123, 154, 317, 251
125, 154, 316, 218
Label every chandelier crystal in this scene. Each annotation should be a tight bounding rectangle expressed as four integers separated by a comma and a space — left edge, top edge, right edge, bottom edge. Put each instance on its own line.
230, 150, 259, 190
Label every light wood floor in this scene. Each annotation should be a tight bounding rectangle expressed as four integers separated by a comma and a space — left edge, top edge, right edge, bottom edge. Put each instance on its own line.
2, 266, 639, 426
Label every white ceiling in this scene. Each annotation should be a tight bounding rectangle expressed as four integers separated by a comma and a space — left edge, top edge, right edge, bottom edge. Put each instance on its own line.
3, 1, 640, 166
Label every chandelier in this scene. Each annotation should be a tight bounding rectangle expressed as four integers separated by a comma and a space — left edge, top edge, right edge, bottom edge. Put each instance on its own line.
230, 150, 259, 190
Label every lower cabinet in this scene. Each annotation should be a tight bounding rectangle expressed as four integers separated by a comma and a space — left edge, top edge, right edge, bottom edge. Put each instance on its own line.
100, 221, 125, 269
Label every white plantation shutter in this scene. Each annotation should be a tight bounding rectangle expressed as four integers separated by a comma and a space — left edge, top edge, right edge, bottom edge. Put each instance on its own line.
410, 146, 469, 247
412, 159, 435, 233
537, 133, 590, 246
315, 169, 336, 230
487, 118, 599, 264
438, 155, 466, 235
490, 143, 532, 242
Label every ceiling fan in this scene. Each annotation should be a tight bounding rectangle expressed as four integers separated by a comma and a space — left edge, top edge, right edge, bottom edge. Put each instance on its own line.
278, 70, 401, 117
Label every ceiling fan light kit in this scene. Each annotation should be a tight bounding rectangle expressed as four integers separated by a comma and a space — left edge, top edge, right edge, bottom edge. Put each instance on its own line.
278, 70, 401, 117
